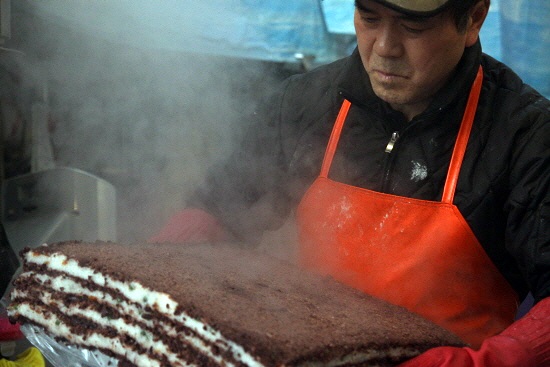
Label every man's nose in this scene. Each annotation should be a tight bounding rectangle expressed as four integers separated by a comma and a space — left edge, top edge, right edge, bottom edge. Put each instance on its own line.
373, 25, 403, 58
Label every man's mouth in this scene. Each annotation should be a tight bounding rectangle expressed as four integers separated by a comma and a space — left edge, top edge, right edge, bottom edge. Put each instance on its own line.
372, 69, 407, 80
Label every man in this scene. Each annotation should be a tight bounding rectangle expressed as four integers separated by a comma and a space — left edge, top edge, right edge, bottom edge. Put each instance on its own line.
151, 0, 550, 365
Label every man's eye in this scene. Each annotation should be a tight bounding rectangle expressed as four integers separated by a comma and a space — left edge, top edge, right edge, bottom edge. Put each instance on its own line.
402, 25, 425, 34
361, 16, 379, 24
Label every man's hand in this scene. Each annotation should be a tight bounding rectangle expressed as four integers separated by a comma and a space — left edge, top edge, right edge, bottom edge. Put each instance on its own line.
399, 297, 550, 367
148, 209, 229, 244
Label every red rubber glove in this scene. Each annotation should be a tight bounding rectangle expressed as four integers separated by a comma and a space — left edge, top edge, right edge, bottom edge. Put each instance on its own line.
0, 316, 23, 341
148, 208, 230, 244
399, 296, 550, 367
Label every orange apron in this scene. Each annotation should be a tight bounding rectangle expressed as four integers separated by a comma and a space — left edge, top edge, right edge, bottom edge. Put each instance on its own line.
297, 67, 518, 348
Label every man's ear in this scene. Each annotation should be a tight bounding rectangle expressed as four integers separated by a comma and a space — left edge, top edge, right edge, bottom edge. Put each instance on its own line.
465, 1, 489, 47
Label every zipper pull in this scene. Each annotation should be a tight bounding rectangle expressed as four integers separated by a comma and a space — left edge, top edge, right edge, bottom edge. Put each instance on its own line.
385, 131, 400, 153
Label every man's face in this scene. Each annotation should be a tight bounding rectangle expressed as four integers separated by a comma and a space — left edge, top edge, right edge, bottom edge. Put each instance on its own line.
354, 0, 481, 119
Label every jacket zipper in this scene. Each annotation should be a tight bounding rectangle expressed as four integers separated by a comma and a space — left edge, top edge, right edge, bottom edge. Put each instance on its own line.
385, 131, 400, 153
381, 131, 400, 191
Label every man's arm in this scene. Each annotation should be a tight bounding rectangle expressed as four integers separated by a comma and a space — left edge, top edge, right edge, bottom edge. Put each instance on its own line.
151, 79, 295, 245
399, 296, 550, 367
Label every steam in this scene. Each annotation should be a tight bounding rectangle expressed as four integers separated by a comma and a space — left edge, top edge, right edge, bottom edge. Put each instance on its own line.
11, 1, 287, 242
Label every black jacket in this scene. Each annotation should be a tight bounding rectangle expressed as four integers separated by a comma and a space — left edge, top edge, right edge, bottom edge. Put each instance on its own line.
192, 41, 550, 303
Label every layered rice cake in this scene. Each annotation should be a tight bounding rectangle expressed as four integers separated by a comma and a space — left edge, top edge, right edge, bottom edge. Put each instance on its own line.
8, 241, 465, 366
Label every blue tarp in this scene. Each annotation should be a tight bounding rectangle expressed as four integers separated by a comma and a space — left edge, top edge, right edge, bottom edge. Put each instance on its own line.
29, 0, 548, 95
28, 0, 351, 63
499, 0, 550, 97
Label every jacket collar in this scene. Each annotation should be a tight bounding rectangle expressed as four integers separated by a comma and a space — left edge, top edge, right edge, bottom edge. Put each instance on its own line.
337, 40, 483, 120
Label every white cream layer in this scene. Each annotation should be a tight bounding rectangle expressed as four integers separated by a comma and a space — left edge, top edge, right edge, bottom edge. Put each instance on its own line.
12, 272, 236, 367
21, 249, 262, 367
11, 302, 165, 367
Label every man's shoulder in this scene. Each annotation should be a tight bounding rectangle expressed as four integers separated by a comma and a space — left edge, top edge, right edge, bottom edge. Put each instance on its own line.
284, 55, 354, 95
482, 55, 549, 106
481, 54, 549, 121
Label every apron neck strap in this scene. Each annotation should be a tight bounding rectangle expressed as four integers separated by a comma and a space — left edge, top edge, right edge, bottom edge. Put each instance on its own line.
320, 99, 351, 178
441, 65, 484, 204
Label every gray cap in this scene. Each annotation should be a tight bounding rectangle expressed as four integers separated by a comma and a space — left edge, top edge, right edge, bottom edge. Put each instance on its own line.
370, 0, 453, 16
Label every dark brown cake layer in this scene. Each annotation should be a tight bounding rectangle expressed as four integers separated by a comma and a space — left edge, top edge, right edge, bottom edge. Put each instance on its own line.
10, 241, 465, 366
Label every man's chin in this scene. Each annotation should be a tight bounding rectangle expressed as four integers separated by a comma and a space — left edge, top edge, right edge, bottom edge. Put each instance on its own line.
371, 85, 408, 105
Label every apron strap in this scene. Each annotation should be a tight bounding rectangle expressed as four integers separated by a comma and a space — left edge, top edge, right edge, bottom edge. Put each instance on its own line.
442, 66, 484, 204
320, 99, 351, 178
